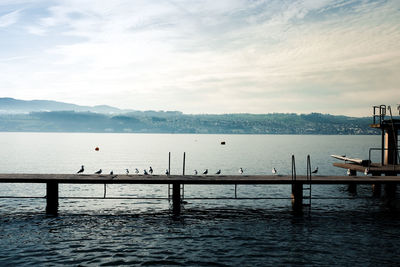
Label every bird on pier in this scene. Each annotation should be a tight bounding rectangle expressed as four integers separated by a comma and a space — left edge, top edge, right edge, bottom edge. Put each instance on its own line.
135, 168, 139, 174
165, 169, 169, 175
194, 170, 198, 175
346, 169, 351, 176
364, 168, 369, 176
149, 166, 153, 175
312, 167, 318, 174
239, 168, 243, 175
110, 170, 113, 175
216, 169, 221, 175
144, 169, 148, 175
126, 169, 129, 175
203, 169, 208, 175
77, 165, 84, 174
272, 168, 277, 175
95, 169, 102, 175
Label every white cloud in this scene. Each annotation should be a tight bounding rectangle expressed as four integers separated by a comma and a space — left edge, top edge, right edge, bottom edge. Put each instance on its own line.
0, 10, 20, 27
1, 0, 400, 116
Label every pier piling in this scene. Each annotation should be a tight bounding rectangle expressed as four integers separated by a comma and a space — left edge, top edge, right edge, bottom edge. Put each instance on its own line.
172, 182, 181, 216
291, 182, 303, 213
46, 182, 59, 215
347, 170, 357, 194
372, 183, 382, 197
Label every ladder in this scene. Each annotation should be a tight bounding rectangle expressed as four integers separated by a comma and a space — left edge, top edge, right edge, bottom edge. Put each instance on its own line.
304, 155, 312, 207
291, 155, 312, 208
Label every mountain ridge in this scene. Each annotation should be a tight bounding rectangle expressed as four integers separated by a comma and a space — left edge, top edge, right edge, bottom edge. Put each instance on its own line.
0, 97, 381, 134
0, 97, 133, 114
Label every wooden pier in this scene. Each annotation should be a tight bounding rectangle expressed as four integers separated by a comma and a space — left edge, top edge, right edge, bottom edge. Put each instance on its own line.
0, 173, 399, 215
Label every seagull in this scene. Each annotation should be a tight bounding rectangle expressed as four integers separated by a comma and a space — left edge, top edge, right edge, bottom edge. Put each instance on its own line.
165, 169, 169, 175
312, 167, 318, 174
77, 165, 84, 174
126, 169, 129, 175
364, 168, 369, 176
135, 168, 139, 174
149, 166, 153, 175
194, 170, 198, 175
346, 169, 351, 176
144, 169, 148, 175
95, 169, 102, 175
239, 168, 243, 175
216, 169, 221, 175
203, 169, 208, 175
110, 170, 113, 175
272, 168, 277, 175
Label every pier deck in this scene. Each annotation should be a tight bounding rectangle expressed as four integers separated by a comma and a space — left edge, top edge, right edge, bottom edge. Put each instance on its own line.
1, 173, 399, 215
0, 173, 399, 184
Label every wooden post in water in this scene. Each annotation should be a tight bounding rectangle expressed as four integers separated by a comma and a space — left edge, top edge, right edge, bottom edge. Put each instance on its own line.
372, 183, 382, 197
182, 152, 186, 176
385, 182, 397, 199
46, 182, 59, 215
172, 182, 181, 216
168, 152, 171, 176
371, 171, 381, 197
347, 170, 357, 194
291, 182, 303, 213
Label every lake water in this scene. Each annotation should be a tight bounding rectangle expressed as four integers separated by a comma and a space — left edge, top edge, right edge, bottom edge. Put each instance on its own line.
0, 133, 399, 266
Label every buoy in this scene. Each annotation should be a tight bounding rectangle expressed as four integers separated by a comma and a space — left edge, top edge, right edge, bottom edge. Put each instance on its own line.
221, 141, 226, 145
95, 147, 100, 151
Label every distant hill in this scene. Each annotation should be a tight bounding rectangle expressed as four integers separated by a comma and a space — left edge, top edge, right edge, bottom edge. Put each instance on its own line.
0, 97, 132, 114
0, 97, 384, 134
0, 110, 379, 135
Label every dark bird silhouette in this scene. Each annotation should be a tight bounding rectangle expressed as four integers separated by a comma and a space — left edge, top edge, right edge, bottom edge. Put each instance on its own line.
203, 169, 208, 175
135, 168, 139, 174
149, 166, 153, 175
95, 169, 102, 175
126, 169, 129, 175
144, 169, 148, 175
165, 169, 169, 175
239, 168, 243, 175
216, 169, 221, 175
272, 168, 277, 175
110, 170, 113, 175
194, 170, 198, 175
312, 167, 318, 174
77, 165, 84, 174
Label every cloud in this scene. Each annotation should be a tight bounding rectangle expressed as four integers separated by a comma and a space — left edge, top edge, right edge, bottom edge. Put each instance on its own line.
1, 0, 400, 116
0, 10, 20, 27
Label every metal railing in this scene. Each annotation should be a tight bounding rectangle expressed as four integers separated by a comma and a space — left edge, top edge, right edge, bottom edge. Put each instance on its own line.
373, 105, 386, 125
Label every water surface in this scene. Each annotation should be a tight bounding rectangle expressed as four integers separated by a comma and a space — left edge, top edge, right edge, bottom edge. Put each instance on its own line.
1, 133, 399, 266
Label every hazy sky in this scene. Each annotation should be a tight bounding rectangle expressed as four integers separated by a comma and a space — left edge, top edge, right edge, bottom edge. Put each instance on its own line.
0, 0, 399, 116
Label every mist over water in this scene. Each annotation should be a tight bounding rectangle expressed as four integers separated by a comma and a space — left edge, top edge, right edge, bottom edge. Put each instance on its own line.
0, 133, 399, 266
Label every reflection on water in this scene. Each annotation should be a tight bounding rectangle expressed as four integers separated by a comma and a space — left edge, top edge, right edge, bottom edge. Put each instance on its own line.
0, 133, 398, 266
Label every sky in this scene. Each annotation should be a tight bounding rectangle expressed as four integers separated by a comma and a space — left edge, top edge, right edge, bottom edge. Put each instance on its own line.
0, 0, 399, 116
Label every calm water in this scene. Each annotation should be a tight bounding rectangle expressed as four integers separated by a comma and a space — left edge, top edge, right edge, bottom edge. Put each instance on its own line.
0, 133, 399, 266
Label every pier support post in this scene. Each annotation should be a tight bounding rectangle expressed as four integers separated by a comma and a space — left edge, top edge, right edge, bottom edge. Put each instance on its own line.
46, 182, 59, 215
384, 182, 397, 199
347, 170, 357, 194
172, 182, 181, 216
372, 183, 381, 197
291, 182, 303, 213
